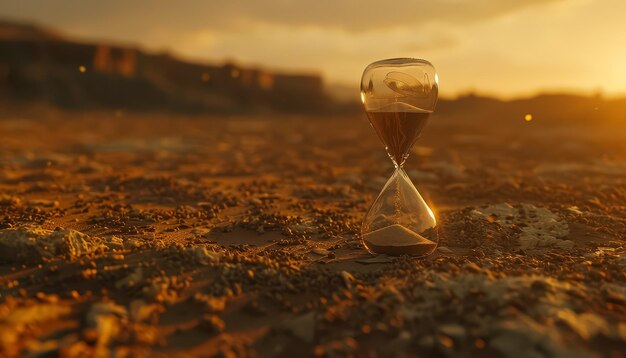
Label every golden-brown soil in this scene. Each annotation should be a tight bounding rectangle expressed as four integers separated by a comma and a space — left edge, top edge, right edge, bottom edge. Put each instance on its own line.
0, 110, 624, 357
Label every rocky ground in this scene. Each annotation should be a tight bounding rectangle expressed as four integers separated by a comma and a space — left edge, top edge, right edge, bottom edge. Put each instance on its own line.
0, 110, 624, 357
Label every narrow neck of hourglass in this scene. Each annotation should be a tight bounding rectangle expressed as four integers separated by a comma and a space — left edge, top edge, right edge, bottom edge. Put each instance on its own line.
391, 153, 409, 169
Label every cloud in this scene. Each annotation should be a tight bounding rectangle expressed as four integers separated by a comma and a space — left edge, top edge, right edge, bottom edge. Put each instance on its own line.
6, 0, 625, 97
0, 0, 568, 72
0, 0, 562, 66
1, 0, 567, 33
212, 0, 567, 31
174, 22, 459, 84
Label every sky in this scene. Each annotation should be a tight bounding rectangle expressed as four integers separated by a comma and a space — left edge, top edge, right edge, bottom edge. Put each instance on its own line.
1, 0, 625, 98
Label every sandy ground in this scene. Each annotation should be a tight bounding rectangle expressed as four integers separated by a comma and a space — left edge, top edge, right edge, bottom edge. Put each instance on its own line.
0, 110, 625, 357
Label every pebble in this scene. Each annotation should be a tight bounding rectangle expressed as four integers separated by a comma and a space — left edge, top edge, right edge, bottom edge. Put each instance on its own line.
188, 247, 220, 265
340, 271, 355, 287
438, 324, 466, 339
311, 248, 329, 256
26, 199, 59, 208
201, 314, 225, 334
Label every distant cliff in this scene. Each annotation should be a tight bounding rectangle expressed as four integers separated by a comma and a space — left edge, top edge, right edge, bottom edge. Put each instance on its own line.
0, 20, 335, 114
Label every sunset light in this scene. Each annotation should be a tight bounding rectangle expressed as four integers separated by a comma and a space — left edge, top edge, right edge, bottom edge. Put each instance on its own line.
2, 0, 626, 97
0, 1, 624, 357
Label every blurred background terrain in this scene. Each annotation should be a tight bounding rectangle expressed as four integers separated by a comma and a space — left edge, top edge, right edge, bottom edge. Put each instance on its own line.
1, 19, 626, 124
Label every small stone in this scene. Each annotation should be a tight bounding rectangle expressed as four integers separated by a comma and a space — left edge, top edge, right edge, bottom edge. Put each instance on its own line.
124, 238, 144, 250
85, 302, 127, 346
566, 206, 583, 215
311, 248, 329, 256
464, 261, 482, 273
201, 314, 225, 334
290, 223, 316, 235
26, 199, 59, 208
191, 227, 211, 235
439, 324, 466, 339
129, 299, 162, 322
194, 293, 226, 313
340, 271, 355, 287
188, 247, 220, 265
248, 198, 263, 206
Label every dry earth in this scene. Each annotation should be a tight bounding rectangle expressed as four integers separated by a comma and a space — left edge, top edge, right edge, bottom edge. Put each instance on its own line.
0, 110, 625, 357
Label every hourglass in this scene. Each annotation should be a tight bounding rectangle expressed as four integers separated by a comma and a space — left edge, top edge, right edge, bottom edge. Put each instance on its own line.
361, 58, 439, 257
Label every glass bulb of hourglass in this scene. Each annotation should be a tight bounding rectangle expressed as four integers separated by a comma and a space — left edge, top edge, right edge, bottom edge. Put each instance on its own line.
360, 58, 439, 257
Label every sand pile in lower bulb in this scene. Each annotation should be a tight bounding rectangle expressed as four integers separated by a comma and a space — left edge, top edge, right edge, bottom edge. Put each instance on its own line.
363, 224, 436, 256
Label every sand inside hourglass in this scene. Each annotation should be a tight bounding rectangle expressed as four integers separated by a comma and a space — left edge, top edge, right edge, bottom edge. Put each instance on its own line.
366, 103, 430, 167
363, 224, 436, 256
364, 103, 436, 256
